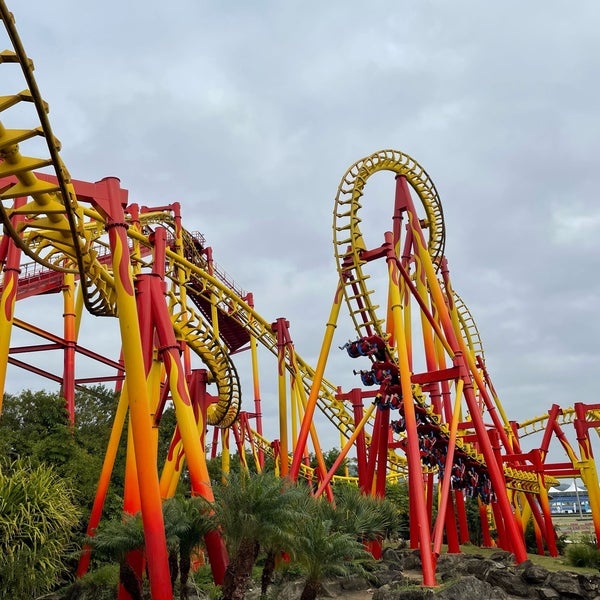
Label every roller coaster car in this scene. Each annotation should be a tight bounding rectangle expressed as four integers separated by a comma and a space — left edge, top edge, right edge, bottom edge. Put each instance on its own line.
372, 361, 400, 385
340, 335, 388, 361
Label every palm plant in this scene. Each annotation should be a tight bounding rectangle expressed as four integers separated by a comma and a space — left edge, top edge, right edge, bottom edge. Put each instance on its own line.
211, 470, 306, 600
327, 483, 400, 542
292, 512, 371, 600
258, 482, 314, 596
87, 512, 145, 600
162, 495, 215, 600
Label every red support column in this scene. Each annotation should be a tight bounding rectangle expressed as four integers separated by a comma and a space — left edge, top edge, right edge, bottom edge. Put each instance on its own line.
364, 408, 383, 494
454, 490, 470, 544
444, 495, 460, 553
383, 229, 435, 586
479, 501, 493, 548
534, 518, 544, 556
426, 473, 434, 527
272, 318, 290, 477
345, 388, 368, 491
491, 500, 507, 551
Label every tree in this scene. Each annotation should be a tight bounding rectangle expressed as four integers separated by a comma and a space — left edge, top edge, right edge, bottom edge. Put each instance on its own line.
0, 386, 127, 522
0, 389, 74, 466
162, 495, 215, 600
258, 482, 314, 597
309, 447, 348, 478
0, 458, 81, 599
385, 480, 410, 540
87, 512, 145, 600
292, 508, 371, 600
328, 483, 401, 542
465, 496, 484, 546
212, 470, 305, 600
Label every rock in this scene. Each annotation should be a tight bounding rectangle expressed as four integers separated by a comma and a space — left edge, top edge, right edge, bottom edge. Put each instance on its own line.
485, 566, 531, 597
319, 580, 336, 597
381, 547, 403, 564
340, 575, 370, 591
371, 568, 403, 587
578, 573, 600, 596
436, 575, 509, 600
547, 571, 586, 598
372, 583, 434, 600
265, 545, 600, 600
464, 557, 502, 579
270, 580, 304, 600
521, 562, 550, 585
398, 549, 423, 571
488, 550, 516, 565
436, 553, 471, 577
536, 587, 561, 599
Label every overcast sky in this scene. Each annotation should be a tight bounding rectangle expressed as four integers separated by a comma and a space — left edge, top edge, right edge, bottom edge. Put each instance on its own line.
4, 1, 600, 461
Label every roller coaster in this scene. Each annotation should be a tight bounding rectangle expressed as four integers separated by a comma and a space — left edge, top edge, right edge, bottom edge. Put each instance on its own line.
1, 3, 600, 597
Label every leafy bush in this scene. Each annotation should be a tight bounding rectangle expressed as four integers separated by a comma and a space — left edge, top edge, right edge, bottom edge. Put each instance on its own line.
565, 542, 600, 568
0, 458, 81, 599
61, 564, 119, 599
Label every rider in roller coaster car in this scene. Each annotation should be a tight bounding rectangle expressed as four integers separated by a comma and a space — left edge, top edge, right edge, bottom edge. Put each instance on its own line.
340, 335, 387, 361
353, 361, 400, 388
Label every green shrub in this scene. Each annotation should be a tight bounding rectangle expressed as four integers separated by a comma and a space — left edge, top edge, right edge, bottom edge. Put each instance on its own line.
61, 565, 119, 599
0, 459, 81, 598
565, 543, 600, 568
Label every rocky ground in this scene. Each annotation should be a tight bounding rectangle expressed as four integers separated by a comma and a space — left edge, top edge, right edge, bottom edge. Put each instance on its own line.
222, 546, 600, 599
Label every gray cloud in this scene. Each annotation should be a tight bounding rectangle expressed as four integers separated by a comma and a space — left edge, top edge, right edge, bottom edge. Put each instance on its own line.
5, 1, 600, 458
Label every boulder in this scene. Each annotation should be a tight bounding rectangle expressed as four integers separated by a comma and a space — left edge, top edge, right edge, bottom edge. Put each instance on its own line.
372, 584, 434, 600
381, 547, 404, 565
536, 587, 561, 599
436, 553, 472, 577
398, 549, 423, 571
546, 571, 585, 599
485, 566, 531, 597
372, 568, 406, 587
436, 575, 509, 600
340, 575, 371, 591
464, 557, 503, 579
577, 573, 600, 596
520, 562, 550, 585
488, 550, 516, 565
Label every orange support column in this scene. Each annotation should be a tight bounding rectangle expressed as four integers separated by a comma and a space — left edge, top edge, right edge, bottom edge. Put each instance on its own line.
409, 210, 527, 563
92, 177, 172, 600
384, 231, 436, 587
77, 389, 129, 576
146, 265, 228, 583
290, 282, 344, 480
